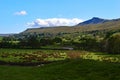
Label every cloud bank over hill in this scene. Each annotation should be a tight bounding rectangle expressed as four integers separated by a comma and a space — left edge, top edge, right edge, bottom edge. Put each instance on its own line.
27, 18, 83, 27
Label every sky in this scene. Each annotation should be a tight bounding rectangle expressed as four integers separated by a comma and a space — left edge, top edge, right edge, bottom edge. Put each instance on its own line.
0, 0, 120, 33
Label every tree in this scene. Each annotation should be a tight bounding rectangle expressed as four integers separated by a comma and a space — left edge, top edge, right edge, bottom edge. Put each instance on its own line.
73, 36, 100, 51
106, 32, 120, 54
19, 35, 40, 48
27, 35, 40, 48
53, 37, 62, 43
40, 38, 53, 46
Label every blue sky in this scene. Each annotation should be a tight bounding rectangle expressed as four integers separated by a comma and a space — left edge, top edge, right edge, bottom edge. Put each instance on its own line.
0, 0, 120, 33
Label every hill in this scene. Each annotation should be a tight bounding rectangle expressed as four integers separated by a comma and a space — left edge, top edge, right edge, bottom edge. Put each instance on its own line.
76, 17, 108, 26
0, 34, 12, 37
21, 17, 120, 35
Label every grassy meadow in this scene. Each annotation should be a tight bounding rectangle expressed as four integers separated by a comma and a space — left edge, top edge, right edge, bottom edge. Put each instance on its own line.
0, 49, 120, 80
0, 49, 120, 63
0, 59, 120, 80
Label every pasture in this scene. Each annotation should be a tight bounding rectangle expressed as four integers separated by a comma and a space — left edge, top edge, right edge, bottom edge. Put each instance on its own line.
0, 59, 120, 80
0, 49, 120, 80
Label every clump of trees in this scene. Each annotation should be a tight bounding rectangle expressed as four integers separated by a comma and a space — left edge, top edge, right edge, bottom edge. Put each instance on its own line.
18, 36, 56, 48
0, 36, 17, 48
19, 35, 41, 48
0, 35, 63, 49
106, 33, 120, 54
71, 35, 102, 51
64, 32, 120, 54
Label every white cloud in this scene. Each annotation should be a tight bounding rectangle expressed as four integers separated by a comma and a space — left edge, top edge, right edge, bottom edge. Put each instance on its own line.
27, 18, 83, 27
14, 10, 27, 15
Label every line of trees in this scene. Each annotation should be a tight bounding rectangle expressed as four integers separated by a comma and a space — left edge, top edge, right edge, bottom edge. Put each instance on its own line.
72, 32, 120, 54
0, 32, 120, 54
0, 36, 62, 49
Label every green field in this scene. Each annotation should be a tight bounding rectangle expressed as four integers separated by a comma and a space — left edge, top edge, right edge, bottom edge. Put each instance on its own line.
0, 49, 120, 80
0, 49, 68, 63
0, 59, 120, 80
0, 49, 120, 63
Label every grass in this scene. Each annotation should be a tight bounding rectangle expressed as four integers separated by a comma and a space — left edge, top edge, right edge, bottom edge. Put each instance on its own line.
80, 52, 120, 62
0, 49, 120, 80
0, 49, 67, 63
0, 49, 120, 63
0, 36, 3, 41
0, 59, 120, 80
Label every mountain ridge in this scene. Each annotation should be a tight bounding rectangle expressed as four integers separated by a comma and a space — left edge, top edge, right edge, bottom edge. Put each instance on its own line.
21, 17, 120, 34
76, 17, 109, 26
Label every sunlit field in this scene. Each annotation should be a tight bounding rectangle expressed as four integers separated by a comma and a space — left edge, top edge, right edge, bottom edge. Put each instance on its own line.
0, 49, 120, 64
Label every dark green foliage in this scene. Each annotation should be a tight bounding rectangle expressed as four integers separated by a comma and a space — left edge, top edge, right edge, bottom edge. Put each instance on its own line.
0, 59, 120, 80
40, 38, 53, 46
106, 33, 120, 54
26, 35, 40, 48
73, 36, 101, 51
2, 36, 16, 41
0, 41, 11, 48
18, 35, 41, 48
53, 37, 62, 43
105, 30, 120, 39
18, 38, 28, 48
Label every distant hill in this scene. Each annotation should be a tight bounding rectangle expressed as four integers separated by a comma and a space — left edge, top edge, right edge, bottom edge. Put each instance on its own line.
21, 17, 120, 35
0, 34, 11, 37
76, 17, 108, 26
